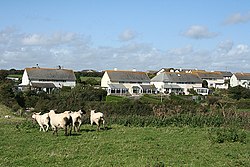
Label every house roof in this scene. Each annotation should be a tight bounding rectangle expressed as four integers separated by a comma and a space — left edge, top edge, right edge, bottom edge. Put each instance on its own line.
31, 82, 56, 88
164, 84, 182, 89
193, 71, 223, 79
25, 67, 76, 81
234, 73, 250, 80
215, 71, 233, 77
151, 72, 202, 83
106, 70, 150, 83
108, 84, 128, 89
140, 84, 157, 90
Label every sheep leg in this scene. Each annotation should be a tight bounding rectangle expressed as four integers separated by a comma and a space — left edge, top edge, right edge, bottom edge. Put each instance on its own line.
102, 119, 106, 129
69, 125, 72, 136
64, 126, 68, 136
77, 124, 81, 132
45, 124, 49, 132
52, 126, 58, 136
96, 120, 100, 131
39, 124, 45, 132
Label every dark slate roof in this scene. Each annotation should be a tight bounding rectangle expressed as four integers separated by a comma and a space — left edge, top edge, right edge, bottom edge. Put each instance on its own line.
234, 73, 250, 80
31, 82, 56, 88
151, 72, 202, 83
194, 72, 223, 79
215, 71, 233, 77
140, 84, 157, 90
26, 68, 76, 81
106, 70, 150, 82
108, 84, 128, 89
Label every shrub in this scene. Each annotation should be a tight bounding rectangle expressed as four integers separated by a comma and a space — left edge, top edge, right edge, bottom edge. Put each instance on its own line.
208, 127, 247, 143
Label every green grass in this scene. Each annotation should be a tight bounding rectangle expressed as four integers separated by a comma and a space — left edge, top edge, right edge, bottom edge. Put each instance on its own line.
106, 95, 126, 102
238, 109, 250, 112
140, 94, 163, 103
7, 74, 22, 78
80, 76, 101, 82
0, 120, 249, 167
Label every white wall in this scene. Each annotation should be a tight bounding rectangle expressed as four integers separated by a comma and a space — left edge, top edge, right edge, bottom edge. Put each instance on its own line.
151, 81, 164, 93
101, 72, 110, 88
20, 69, 30, 86
230, 75, 239, 87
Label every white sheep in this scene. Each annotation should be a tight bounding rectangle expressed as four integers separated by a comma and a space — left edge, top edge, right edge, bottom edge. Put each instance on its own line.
4, 115, 11, 119
69, 110, 85, 132
32, 112, 50, 132
48, 110, 72, 136
90, 110, 105, 131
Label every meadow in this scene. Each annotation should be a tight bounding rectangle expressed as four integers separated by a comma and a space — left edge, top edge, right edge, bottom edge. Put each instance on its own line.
0, 110, 249, 167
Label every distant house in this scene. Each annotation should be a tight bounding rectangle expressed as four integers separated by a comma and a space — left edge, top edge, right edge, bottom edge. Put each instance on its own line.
151, 72, 207, 95
193, 71, 228, 89
156, 68, 201, 75
19, 67, 76, 93
101, 70, 156, 95
230, 73, 250, 88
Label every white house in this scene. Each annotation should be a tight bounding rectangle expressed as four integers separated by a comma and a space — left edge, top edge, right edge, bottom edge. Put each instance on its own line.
156, 68, 200, 75
19, 67, 76, 93
151, 72, 206, 95
101, 70, 156, 95
193, 71, 227, 89
230, 73, 250, 88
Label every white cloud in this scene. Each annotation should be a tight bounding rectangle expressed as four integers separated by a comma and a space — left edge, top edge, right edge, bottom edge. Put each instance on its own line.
224, 12, 250, 25
119, 29, 137, 41
21, 32, 79, 46
182, 25, 218, 39
169, 45, 193, 55
1, 27, 250, 72
217, 40, 234, 54
22, 34, 45, 45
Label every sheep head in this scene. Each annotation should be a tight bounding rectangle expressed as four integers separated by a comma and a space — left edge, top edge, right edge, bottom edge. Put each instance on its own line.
90, 110, 96, 115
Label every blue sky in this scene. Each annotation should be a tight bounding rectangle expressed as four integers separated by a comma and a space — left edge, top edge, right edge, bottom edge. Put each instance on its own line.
0, 0, 250, 72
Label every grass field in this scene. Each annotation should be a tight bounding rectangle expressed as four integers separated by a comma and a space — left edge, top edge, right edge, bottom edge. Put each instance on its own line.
0, 104, 249, 167
7, 74, 22, 79
0, 120, 249, 167
80, 76, 101, 82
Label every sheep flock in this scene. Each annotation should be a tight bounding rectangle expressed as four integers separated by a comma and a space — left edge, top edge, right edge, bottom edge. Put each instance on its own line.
31, 109, 106, 136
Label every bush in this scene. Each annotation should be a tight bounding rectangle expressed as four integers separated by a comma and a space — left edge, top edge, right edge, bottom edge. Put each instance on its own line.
208, 127, 247, 143
236, 99, 250, 109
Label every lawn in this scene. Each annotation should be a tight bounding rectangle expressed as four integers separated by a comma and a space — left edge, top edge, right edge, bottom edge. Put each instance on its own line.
0, 120, 249, 167
80, 76, 101, 82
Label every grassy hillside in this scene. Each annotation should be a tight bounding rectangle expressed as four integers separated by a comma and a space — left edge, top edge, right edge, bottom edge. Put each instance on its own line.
0, 104, 25, 123
80, 76, 101, 82
0, 121, 249, 167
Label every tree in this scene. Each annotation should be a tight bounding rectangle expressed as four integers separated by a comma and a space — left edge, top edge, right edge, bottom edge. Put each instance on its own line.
0, 70, 8, 81
228, 85, 250, 100
202, 80, 208, 88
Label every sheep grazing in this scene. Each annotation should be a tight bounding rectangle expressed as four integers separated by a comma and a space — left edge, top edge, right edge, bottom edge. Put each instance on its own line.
48, 110, 72, 136
32, 112, 50, 132
69, 110, 86, 132
90, 110, 105, 131
4, 115, 11, 119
